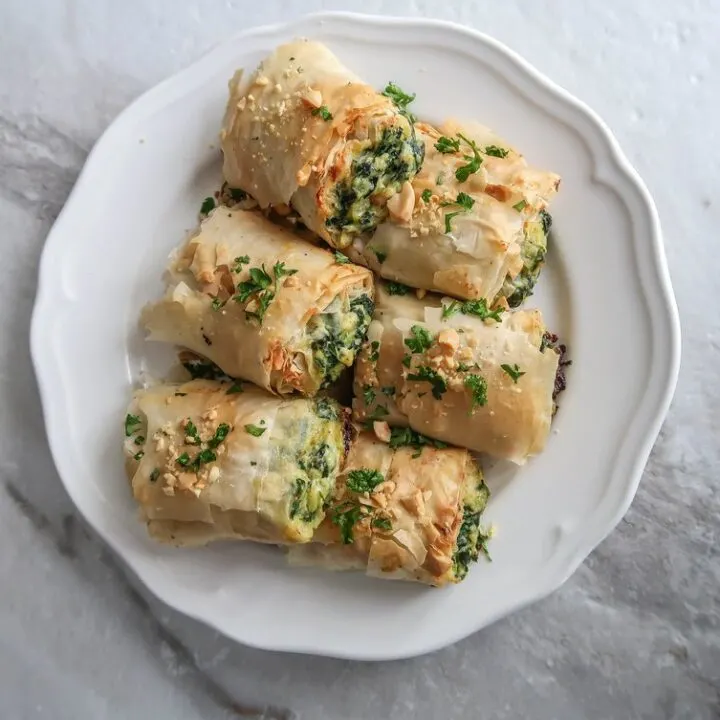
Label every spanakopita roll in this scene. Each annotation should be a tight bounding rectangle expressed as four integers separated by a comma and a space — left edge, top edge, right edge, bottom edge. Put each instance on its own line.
347, 121, 559, 305
288, 432, 490, 586
123, 379, 350, 545
352, 284, 561, 464
140, 208, 374, 396
221, 40, 424, 249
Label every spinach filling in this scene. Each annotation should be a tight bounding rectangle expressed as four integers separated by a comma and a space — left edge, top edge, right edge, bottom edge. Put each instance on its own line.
451, 472, 491, 582
326, 125, 424, 245
501, 209, 552, 308
308, 292, 374, 388
286, 398, 346, 527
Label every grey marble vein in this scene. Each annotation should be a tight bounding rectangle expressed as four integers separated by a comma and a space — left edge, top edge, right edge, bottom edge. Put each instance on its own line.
0, 1, 718, 719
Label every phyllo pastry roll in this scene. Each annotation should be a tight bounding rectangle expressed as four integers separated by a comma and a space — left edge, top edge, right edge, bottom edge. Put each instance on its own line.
288, 433, 490, 586
123, 380, 350, 545
140, 208, 374, 396
352, 284, 561, 464
348, 121, 559, 305
221, 39, 424, 249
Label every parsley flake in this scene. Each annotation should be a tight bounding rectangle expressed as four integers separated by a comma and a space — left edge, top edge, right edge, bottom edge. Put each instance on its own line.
245, 424, 266, 437
386, 281, 411, 296
363, 385, 376, 406
441, 298, 504, 323
465, 374, 488, 410
455, 133, 483, 183
435, 136, 461, 154
346, 468, 385, 493
333, 251, 349, 264
404, 325, 433, 354
372, 516, 393, 532
231, 255, 250, 274
372, 248, 387, 264
200, 197, 215, 215
513, 199, 528, 212
484, 145, 509, 158
226, 382, 243, 394
388, 427, 448, 451
421, 188, 432, 203
312, 105, 333, 121
207, 423, 231, 449
369, 340, 380, 362
407, 366, 447, 399
125, 414, 141, 437
331, 502, 367, 544
382, 82, 417, 121
501, 363, 526, 383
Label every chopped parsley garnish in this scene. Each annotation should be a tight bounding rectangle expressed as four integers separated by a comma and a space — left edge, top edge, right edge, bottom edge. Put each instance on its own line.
402, 354, 412, 368
372, 248, 387, 264
211, 298, 224, 311
134, 435, 145, 446
176, 452, 191, 467
226, 382, 243, 394
369, 340, 380, 362
231, 255, 250, 274
455, 134, 483, 183
484, 145, 509, 158
125, 414, 141, 437
501, 363, 526, 383
465, 374, 488, 410
441, 298, 504, 323
200, 197, 215, 215
365, 404, 389, 423
244, 424, 266, 437
372, 516, 393, 532
312, 105, 333, 121
133, 451, 144, 461
435, 136, 461, 154
457, 362, 476, 372
333, 251, 349, 264
149, 468, 160, 483
455, 192, 475, 210
227, 187, 247, 202
363, 385, 376, 406
407, 366, 447, 399
442, 191, 475, 233
381, 385, 396, 397
193, 449, 217, 468
234, 262, 297, 324
388, 426, 448, 451
331, 502, 366, 544
184, 419, 201, 445
386, 281, 411, 296
404, 325, 433, 354
346, 468, 385, 493
444, 211, 462, 234
208, 423, 231, 449
382, 82, 417, 121
421, 188, 432, 202
513, 199, 528, 212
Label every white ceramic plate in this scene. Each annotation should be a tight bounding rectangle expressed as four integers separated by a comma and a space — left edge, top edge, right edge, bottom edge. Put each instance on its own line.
31, 12, 680, 660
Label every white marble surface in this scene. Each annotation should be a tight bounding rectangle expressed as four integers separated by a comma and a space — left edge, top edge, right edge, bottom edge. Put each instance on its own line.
0, 1, 717, 718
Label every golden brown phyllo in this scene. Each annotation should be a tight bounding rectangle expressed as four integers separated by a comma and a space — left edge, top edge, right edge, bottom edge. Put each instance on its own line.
352, 284, 560, 464
140, 209, 374, 396
288, 433, 490, 586
349, 120, 560, 304
221, 40, 424, 249
123, 380, 350, 545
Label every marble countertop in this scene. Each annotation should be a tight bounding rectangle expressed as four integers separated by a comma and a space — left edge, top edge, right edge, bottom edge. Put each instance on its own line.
1, 1, 718, 718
